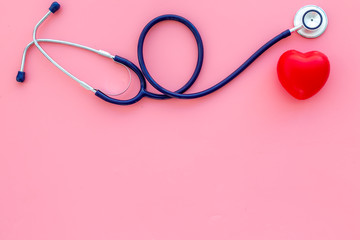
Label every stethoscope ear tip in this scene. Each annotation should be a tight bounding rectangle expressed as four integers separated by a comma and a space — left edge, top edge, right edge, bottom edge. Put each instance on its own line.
49, 2, 61, 14
16, 71, 25, 83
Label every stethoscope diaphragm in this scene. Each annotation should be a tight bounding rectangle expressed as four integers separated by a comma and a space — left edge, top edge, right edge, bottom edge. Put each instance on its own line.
294, 5, 328, 38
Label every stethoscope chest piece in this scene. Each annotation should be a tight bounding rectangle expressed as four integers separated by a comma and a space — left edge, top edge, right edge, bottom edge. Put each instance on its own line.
294, 5, 328, 38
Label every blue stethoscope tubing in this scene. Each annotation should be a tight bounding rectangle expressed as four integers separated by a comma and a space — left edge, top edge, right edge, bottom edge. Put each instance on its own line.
94, 14, 291, 105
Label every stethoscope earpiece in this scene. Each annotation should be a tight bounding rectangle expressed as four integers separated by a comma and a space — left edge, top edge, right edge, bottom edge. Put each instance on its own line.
294, 5, 328, 38
49, 1, 60, 13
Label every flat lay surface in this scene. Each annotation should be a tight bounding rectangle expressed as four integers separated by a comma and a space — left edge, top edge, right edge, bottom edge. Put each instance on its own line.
1, 0, 359, 239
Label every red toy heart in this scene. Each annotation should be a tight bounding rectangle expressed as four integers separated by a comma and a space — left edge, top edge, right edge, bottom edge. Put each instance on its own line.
277, 50, 330, 100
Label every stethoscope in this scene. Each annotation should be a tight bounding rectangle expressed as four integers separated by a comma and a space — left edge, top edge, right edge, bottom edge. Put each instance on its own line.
17, 2, 328, 105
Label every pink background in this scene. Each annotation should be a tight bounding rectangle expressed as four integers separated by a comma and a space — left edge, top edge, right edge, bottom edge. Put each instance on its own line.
1, 0, 360, 239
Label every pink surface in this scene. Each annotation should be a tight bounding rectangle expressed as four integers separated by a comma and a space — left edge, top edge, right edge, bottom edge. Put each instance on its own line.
1, 0, 360, 239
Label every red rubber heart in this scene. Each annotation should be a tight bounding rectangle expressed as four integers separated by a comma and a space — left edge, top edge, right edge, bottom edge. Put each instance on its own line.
277, 50, 330, 100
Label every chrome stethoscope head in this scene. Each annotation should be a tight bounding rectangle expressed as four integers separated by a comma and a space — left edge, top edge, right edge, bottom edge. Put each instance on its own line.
292, 5, 328, 38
